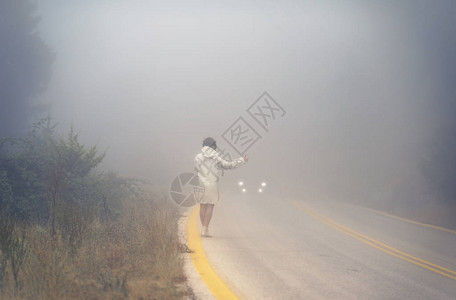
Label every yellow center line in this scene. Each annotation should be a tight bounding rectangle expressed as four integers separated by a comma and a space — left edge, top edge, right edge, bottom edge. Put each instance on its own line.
303, 203, 456, 276
290, 200, 456, 281
186, 205, 240, 300
362, 206, 456, 235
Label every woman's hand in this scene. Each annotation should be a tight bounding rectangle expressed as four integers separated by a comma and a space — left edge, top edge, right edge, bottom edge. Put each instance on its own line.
243, 154, 248, 162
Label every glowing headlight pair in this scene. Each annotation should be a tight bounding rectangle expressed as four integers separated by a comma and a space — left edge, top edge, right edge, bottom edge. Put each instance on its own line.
258, 182, 267, 192
238, 181, 267, 193
238, 181, 247, 192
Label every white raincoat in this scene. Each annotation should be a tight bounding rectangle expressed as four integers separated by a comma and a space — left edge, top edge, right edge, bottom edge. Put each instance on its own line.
194, 146, 246, 205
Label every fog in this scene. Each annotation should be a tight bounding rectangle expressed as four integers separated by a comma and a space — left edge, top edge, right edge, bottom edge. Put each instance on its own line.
36, 0, 456, 212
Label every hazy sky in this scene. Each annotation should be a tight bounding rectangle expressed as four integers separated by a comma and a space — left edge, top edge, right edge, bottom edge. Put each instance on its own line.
36, 0, 456, 200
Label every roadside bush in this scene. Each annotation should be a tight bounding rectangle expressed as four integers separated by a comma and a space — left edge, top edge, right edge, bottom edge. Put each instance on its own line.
0, 121, 187, 298
0, 119, 127, 224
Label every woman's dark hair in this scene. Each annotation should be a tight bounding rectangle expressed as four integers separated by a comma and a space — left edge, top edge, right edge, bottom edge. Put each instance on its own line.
203, 137, 217, 150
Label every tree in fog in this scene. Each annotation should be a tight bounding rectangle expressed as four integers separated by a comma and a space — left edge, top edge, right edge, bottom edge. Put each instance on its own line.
421, 119, 456, 205
0, 0, 53, 137
419, 9, 456, 206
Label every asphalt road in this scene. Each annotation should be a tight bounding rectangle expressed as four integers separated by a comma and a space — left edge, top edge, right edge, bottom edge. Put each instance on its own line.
200, 192, 456, 299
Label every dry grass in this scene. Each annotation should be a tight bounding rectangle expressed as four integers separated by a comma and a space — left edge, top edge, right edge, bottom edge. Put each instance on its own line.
0, 195, 187, 299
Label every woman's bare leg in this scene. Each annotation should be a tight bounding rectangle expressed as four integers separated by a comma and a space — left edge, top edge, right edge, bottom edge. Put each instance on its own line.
203, 204, 214, 227
200, 204, 207, 225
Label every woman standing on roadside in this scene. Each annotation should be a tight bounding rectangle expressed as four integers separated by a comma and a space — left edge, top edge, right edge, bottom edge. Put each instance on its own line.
194, 137, 248, 237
